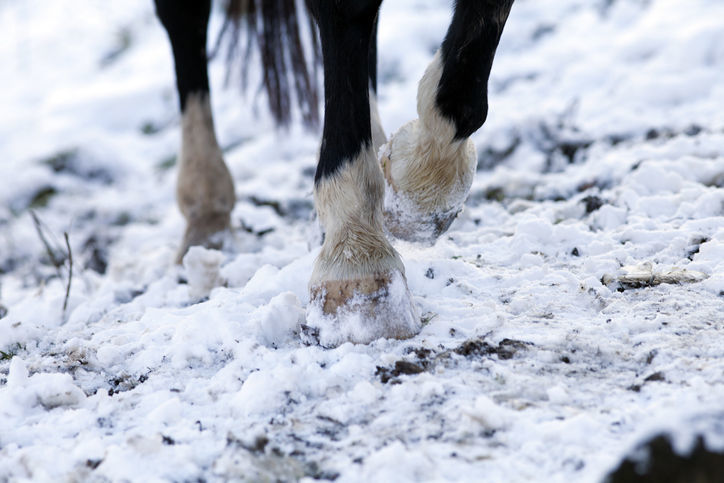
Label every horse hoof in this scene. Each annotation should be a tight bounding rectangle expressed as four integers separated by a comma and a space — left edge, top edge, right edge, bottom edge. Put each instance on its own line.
306, 270, 420, 347
176, 212, 231, 264
380, 119, 477, 244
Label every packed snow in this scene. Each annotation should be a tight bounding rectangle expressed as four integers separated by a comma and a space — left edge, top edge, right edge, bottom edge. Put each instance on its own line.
1, 0, 723, 481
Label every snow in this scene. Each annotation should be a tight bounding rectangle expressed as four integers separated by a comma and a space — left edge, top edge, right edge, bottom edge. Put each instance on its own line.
1, 0, 723, 481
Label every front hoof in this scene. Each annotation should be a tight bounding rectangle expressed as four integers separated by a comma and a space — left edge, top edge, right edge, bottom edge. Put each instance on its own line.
305, 271, 420, 347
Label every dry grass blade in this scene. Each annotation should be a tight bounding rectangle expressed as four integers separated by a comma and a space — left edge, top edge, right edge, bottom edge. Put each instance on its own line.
29, 210, 65, 278
29, 210, 74, 313
63, 232, 73, 313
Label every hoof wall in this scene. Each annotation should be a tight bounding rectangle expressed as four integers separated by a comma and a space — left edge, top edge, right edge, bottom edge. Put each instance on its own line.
305, 271, 420, 347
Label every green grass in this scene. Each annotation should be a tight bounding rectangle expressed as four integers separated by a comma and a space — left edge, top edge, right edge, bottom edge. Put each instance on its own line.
0, 343, 24, 361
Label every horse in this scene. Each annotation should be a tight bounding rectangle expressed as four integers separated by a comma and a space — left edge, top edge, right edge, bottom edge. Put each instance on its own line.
154, 0, 514, 346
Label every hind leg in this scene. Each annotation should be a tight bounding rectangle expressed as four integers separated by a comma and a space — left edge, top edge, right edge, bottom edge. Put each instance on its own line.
305, 0, 419, 346
155, 0, 235, 262
381, 0, 514, 243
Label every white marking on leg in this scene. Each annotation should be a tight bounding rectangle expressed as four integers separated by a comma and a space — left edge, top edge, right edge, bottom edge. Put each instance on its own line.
176, 93, 235, 261
417, 51, 458, 148
307, 145, 419, 346
312, 144, 402, 283
178, 93, 235, 222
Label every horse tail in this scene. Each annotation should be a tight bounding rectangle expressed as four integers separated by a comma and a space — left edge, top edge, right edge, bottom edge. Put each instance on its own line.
214, 0, 321, 129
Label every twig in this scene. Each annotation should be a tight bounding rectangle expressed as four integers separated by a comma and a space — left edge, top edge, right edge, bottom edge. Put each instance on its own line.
29, 210, 65, 278
28, 211, 74, 313
63, 232, 73, 313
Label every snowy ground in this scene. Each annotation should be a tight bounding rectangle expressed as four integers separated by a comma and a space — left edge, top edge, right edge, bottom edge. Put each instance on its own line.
1, 0, 724, 481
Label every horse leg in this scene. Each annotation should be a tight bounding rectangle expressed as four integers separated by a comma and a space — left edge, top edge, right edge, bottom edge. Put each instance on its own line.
155, 0, 235, 263
381, 0, 514, 243
305, 0, 419, 346
369, 13, 387, 154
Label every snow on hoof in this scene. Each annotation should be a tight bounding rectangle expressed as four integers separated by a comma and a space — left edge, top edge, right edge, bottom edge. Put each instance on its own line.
176, 212, 231, 264
380, 118, 476, 244
305, 270, 419, 348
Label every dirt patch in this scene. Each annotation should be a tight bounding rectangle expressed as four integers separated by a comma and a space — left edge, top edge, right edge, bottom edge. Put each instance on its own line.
376, 338, 532, 384
454, 338, 531, 360
375, 360, 425, 384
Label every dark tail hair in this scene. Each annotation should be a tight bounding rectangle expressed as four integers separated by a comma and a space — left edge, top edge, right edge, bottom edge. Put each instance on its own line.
214, 0, 321, 129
